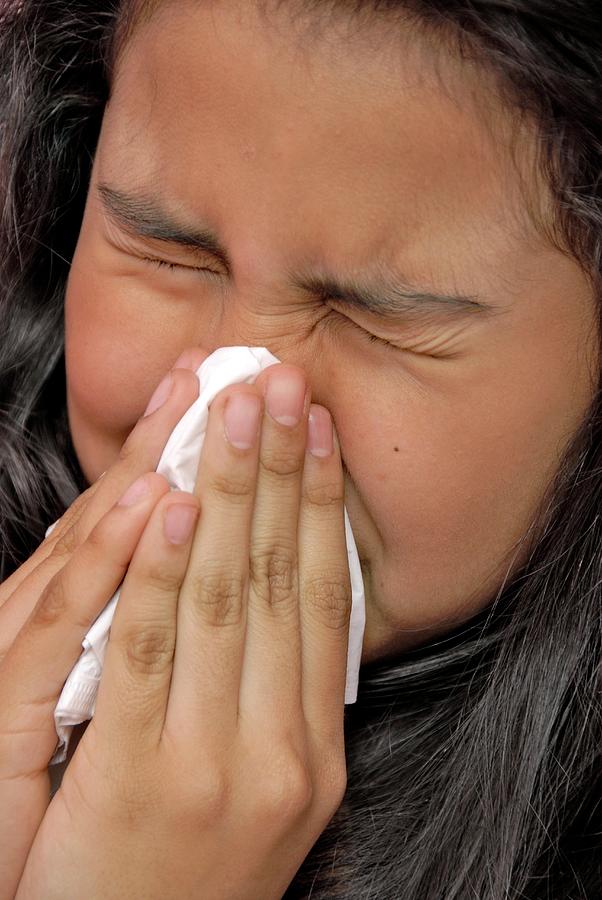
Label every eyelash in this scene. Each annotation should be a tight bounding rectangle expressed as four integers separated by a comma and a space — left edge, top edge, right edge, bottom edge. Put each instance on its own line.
142, 257, 398, 350
331, 308, 398, 351
364, 331, 398, 351
141, 256, 219, 277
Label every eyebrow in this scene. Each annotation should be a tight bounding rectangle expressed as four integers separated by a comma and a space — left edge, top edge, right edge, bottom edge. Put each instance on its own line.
97, 182, 231, 270
97, 181, 498, 321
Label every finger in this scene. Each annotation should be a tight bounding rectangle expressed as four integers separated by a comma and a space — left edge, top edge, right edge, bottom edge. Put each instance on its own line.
0, 473, 167, 900
298, 409, 351, 744
0, 352, 204, 652
0, 479, 108, 663
2, 346, 204, 610
61, 361, 202, 549
93, 488, 199, 755
0, 472, 105, 613
3, 344, 204, 602
0, 472, 169, 773
239, 364, 310, 730
45, 349, 202, 562
165, 384, 262, 746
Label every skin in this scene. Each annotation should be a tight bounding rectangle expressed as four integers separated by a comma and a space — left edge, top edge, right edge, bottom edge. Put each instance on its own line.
65, 1, 599, 665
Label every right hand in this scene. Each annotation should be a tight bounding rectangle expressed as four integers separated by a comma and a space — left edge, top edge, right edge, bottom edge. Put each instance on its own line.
0, 346, 206, 900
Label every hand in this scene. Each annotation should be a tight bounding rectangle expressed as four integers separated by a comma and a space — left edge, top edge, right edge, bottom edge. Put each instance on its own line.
15, 362, 351, 900
0, 347, 206, 900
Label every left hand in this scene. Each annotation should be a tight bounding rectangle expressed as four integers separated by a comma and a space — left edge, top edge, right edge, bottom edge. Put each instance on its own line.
16, 363, 352, 900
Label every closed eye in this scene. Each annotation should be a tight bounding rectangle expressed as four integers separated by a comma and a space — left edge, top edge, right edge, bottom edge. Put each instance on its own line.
141, 256, 221, 277
329, 308, 455, 359
327, 307, 400, 352
141, 258, 397, 349
141, 258, 438, 356
364, 331, 398, 350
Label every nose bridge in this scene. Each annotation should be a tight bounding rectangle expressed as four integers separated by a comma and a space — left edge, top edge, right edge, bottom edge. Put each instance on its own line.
199, 289, 324, 392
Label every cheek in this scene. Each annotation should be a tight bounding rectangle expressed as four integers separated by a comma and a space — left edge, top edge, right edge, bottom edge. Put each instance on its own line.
64, 260, 187, 434
339, 379, 567, 630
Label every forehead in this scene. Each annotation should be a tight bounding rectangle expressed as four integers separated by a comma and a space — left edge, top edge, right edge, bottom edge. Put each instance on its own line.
100, 1, 541, 284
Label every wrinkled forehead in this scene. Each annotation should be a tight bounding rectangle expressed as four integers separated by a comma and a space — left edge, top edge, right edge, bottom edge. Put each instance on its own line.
110, 0, 527, 143
102, 0, 549, 264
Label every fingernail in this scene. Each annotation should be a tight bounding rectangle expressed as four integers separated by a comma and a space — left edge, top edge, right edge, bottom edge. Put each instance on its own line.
172, 349, 201, 371
224, 393, 262, 449
143, 373, 173, 417
118, 474, 151, 506
164, 503, 199, 544
266, 368, 306, 427
308, 405, 333, 457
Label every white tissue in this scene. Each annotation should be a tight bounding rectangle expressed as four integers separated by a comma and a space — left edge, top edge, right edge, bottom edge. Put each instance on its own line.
47, 347, 366, 766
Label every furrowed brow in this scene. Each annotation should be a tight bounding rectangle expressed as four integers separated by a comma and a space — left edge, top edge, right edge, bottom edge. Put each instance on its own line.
96, 182, 232, 271
288, 270, 500, 322
97, 182, 500, 321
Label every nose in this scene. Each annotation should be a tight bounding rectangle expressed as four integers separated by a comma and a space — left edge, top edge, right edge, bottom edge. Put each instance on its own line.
211, 300, 321, 369
171, 336, 319, 401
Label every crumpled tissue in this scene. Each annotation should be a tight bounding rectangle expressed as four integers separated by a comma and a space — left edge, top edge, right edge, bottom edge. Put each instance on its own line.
46, 346, 366, 766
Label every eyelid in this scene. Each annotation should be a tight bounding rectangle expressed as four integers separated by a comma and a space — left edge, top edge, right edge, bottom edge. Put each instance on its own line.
328, 301, 398, 340
102, 217, 224, 277
141, 255, 222, 277
330, 307, 458, 359
326, 306, 399, 351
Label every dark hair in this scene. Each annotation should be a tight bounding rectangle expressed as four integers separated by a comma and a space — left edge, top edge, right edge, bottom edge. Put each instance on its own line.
1, 1, 601, 896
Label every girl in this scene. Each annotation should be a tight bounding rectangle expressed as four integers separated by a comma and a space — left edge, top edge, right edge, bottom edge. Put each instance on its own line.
1, 0, 600, 896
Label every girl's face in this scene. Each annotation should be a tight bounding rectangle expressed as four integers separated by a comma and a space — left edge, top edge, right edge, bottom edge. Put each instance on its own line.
64, 2, 598, 664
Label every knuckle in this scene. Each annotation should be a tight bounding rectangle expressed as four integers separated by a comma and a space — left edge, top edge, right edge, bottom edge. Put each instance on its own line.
193, 770, 230, 817
31, 575, 70, 628
249, 547, 297, 612
142, 559, 185, 595
171, 767, 230, 827
260, 446, 303, 479
84, 520, 110, 552
187, 571, 245, 627
304, 575, 351, 631
257, 757, 313, 818
45, 495, 88, 552
302, 479, 344, 508
51, 524, 80, 559
208, 469, 255, 504
119, 626, 174, 676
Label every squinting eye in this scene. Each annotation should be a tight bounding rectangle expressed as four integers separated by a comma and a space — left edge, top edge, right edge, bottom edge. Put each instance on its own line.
140, 265, 398, 350
141, 256, 220, 277
326, 305, 400, 352
336, 312, 398, 351
365, 331, 398, 351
